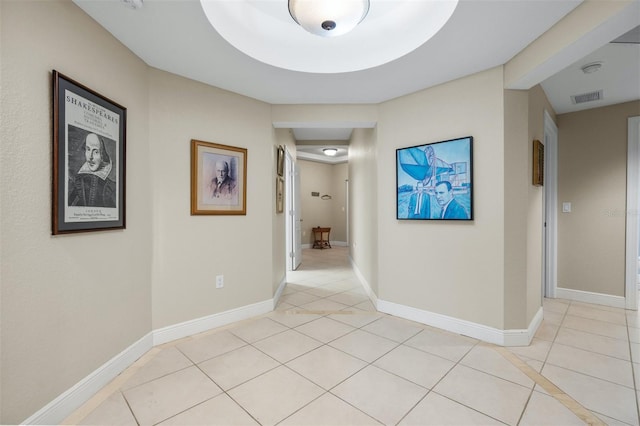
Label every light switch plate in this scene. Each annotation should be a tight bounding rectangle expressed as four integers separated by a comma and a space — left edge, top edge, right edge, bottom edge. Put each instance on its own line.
562, 202, 571, 213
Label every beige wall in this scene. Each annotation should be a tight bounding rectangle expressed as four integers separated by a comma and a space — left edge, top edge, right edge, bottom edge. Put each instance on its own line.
349, 127, 379, 293
503, 90, 530, 329
298, 160, 348, 245
557, 101, 640, 297
2, 1, 635, 423
273, 129, 297, 292
148, 69, 275, 329
331, 162, 348, 243
527, 85, 556, 319
0, 1, 152, 423
299, 160, 335, 244
377, 67, 507, 329
271, 104, 377, 126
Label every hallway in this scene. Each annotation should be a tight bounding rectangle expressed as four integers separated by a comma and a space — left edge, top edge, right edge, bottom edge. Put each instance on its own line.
65, 247, 639, 425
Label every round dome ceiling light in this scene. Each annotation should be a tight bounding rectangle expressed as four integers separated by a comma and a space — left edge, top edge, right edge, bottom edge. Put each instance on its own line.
200, 0, 459, 73
323, 148, 338, 156
288, 0, 370, 37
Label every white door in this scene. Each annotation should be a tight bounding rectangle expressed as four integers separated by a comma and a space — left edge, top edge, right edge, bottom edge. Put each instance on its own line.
285, 151, 302, 270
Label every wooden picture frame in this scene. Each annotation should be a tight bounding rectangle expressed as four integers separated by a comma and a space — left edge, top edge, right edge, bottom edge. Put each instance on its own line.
276, 145, 285, 177
276, 176, 284, 213
533, 139, 544, 186
396, 136, 473, 220
191, 139, 247, 215
52, 70, 126, 234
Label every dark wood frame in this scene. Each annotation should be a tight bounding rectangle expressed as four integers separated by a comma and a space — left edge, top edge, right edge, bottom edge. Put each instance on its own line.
52, 70, 126, 234
533, 139, 544, 186
191, 139, 247, 215
276, 176, 284, 213
276, 145, 285, 177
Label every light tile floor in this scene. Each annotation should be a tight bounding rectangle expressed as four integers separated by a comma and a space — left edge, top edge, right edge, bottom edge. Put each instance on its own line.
64, 247, 640, 425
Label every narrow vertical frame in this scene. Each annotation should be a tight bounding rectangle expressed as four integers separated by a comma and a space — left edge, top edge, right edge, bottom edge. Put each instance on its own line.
533, 139, 544, 186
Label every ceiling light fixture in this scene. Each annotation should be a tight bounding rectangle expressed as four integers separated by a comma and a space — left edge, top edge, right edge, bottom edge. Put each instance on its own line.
581, 62, 603, 74
200, 0, 459, 73
323, 148, 338, 156
288, 0, 370, 37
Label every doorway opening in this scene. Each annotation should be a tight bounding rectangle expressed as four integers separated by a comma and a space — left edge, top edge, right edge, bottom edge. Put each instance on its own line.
285, 149, 302, 271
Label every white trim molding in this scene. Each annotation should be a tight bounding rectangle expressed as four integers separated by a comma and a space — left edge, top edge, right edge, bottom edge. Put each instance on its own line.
23, 333, 153, 425
556, 287, 625, 309
377, 300, 543, 347
274, 276, 287, 308
349, 256, 378, 308
25, 299, 275, 424
153, 299, 273, 345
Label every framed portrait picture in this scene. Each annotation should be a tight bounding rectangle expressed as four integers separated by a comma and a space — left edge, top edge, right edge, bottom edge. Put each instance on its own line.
276, 176, 284, 213
276, 145, 285, 177
396, 136, 473, 221
52, 70, 126, 235
191, 139, 247, 215
532, 139, 544, 186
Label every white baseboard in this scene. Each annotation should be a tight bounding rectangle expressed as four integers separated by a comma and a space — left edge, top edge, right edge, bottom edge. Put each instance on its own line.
25, 299, 274, 424
349, 256, 378, 308
153, 299, 274, 345
23, 332, 153, 425
302, 243, 312, 249
377, 300, 542, 347
274, 276, 287, 308
555, 287, 626, 309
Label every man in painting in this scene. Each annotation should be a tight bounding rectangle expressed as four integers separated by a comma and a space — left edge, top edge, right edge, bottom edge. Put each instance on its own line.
407, 182, 431, 219
210, 160, 237, 199
68, 132, 116, 208
435, 180, 468, 219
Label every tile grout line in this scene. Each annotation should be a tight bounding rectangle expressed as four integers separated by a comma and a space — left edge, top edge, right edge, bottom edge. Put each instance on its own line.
627, 312, 640, 425
190, 360, 265, 426
391, 337, 509, 426
490, 343, 606, 425
60, 347, 163, 425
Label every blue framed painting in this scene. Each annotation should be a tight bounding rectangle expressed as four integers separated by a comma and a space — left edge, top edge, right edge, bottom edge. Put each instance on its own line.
396, 136, 473, 221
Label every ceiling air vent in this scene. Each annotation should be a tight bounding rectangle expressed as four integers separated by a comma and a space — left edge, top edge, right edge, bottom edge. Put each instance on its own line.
571, 90, 603, 105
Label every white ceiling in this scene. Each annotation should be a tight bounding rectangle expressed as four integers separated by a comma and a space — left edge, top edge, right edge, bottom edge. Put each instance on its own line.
73, 0, 640, 162
541, 39, 640, 114
198, 0, 459, 73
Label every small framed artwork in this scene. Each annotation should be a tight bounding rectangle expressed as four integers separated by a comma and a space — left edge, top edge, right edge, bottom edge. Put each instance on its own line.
276, 145, 285, 177
533, 139, 544, 186
396, 136, 473, 220
191, 139, 247, 215
52, 70, 126, 235
276, 176, 284, 213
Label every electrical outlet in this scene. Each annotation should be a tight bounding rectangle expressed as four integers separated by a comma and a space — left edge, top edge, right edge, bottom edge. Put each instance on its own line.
216, 275, 224, 288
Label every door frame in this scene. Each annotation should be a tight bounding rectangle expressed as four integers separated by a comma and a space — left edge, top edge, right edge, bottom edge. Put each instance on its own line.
543, 110, 558, 299
285, 149, 302, 271
626, 116, 640, 310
